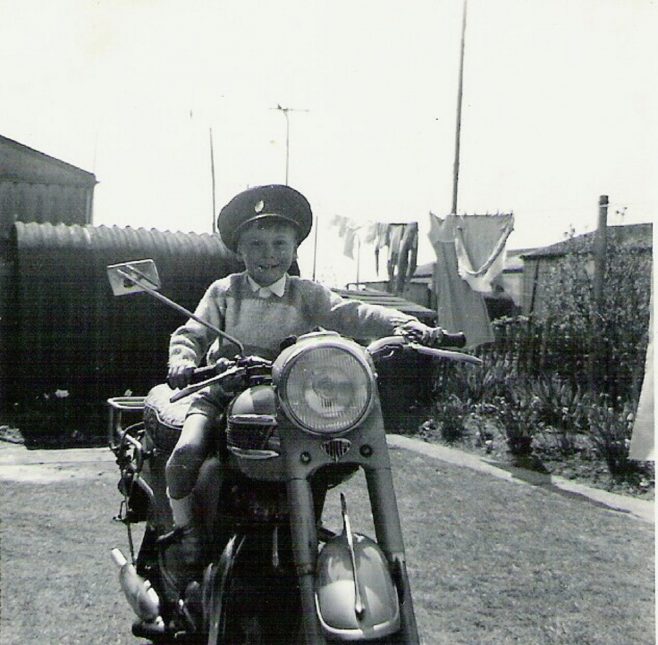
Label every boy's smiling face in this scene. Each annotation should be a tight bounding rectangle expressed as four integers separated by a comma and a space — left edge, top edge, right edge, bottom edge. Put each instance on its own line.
237, 220, 298, 287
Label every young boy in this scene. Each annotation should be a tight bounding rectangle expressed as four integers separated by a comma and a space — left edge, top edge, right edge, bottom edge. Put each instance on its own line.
165, 184, 440, 565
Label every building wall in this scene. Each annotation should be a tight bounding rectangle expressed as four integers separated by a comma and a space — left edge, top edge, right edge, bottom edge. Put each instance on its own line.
0, 181, 93, 231
0, 135, 96, 235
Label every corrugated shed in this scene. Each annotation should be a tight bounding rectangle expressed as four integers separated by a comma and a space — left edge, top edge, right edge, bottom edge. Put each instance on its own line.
5, 223, 242, 419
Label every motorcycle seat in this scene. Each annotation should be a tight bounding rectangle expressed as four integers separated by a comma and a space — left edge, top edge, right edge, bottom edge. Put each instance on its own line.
144, 383, 190, 453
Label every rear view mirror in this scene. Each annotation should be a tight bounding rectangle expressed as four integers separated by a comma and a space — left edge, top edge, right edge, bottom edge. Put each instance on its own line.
106, 257, 245, 354
107, 259, 161, 296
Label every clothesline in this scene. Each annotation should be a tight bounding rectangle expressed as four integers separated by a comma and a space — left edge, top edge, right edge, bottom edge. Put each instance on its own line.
329, 215, 419, 293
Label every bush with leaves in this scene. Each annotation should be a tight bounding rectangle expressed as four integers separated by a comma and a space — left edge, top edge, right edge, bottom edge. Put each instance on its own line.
587, 396, 639, 478
539, 233, 651, 402
432, 356, 512, 406
529, 374, 591, 455
491, 379, 543, 457
432, 393, 470, 443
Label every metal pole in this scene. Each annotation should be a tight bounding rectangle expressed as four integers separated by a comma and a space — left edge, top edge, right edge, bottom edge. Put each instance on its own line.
590, 194, 609, 396
271, 104, 309, 186
356, 236, 361, 287
451, 0, 468, 215
209, 128, 217, 232
116, 267, 245, 354
284, 109, 290, 185
312, 212, 319, 281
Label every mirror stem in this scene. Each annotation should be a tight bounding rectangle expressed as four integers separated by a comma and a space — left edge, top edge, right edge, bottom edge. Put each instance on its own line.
116, 268, 244, 354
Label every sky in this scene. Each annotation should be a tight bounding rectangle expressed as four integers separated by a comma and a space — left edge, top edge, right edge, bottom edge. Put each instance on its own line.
1, 0, 656, 286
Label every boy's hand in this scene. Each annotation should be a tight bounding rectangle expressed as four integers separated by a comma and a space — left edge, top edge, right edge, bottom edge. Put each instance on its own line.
168, 364, 195, 390
394, 320, 444, 345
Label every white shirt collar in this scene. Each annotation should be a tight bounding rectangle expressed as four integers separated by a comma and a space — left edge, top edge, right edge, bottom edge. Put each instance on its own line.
246, 274, 287, 298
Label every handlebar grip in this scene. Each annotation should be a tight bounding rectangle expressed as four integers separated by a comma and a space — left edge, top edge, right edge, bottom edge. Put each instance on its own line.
438, 331, 466, 348
191, 364, 220, 383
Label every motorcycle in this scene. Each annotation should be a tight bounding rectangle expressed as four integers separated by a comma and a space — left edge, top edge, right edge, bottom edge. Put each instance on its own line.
106, 259, 481, 644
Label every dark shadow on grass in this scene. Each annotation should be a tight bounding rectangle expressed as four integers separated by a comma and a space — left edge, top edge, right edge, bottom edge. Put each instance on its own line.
487, 459, 634, 516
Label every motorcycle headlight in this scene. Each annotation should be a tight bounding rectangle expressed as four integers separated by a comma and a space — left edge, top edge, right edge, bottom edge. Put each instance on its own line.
275, 341, 375, 435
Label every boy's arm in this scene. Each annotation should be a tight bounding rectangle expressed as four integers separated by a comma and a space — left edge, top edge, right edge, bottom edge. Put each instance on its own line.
305, 281, 424, 339
168, 283, 225, 369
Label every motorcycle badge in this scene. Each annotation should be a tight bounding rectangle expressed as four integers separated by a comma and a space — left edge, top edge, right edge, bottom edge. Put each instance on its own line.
321, 438, 352, 462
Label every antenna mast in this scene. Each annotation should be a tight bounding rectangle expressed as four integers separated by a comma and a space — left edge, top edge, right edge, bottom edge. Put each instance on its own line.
451, 0, 468, 215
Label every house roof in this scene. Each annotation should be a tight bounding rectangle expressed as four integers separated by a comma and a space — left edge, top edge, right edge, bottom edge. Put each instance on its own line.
521, 223, 653, 259
0, 134, 97, 186
332, 286, 436, 323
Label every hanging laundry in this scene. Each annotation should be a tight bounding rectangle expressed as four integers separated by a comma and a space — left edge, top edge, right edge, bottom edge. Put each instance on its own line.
453, 214, 514, 294
373, 222, 390, 275
362, 222, 379, 245
386, 223, 406, 288
330, 214, 362, 259
342, 226, 360, 259
429, 213, 495, 348
392, 223, 419, 295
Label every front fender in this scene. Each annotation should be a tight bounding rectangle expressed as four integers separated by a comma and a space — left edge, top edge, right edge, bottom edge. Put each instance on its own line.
205, 534, 245, 642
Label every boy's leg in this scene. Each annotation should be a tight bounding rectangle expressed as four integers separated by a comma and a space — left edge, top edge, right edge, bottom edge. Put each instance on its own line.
167, 413, 213, 499
164, 413, 214, 566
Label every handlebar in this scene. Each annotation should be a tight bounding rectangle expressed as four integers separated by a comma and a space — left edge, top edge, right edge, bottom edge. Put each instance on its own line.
169, 356, 272, 403
171, 332, 479, 403
189, 363, 224, 383
367, 334, 482, 366
438, 331, 467, 349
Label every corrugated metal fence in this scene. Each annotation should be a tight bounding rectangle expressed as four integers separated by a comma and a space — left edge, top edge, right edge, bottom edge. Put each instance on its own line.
3, 223, 242, 424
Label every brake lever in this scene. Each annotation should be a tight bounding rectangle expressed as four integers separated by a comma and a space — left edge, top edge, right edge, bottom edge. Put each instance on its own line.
407, 342, 483, 366
169, 365, 246, 403
367, 336, 407, 359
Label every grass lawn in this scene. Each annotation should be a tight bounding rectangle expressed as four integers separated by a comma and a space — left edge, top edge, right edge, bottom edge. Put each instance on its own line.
0, 445, 654, 644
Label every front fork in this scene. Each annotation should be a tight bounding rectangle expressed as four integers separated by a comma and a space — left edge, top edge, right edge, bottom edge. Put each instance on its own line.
282, 418, 420, 644
366, 466, 420, 643
287, 477, 326, 643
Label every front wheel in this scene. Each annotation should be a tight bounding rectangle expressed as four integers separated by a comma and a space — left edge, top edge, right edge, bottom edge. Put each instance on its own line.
206, 532, 303, 644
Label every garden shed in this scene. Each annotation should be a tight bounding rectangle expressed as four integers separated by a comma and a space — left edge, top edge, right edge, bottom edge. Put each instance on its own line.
2, 222, 242, 434
0, 134, 97, 239
521, 223, 653, 318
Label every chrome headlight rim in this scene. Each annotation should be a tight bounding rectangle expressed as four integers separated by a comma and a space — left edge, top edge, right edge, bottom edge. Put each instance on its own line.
274, 338, 376, 437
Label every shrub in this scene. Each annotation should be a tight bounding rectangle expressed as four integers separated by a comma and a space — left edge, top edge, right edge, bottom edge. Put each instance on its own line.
492, 380, 542, 457
433, 393, 469, 443
530, 374, 591, 455
432, 355, 512, 406
587, 397, 637, 477
539, 234, 651, 402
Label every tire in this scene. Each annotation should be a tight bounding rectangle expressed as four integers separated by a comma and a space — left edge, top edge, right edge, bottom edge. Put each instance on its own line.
207, 532, 302, 644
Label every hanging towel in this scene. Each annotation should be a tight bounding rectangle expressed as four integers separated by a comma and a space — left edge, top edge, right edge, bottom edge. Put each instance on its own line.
331, 214, 361, 259
429, 213, 494, 348
362, 222, 379, 245
394, 222, 419, 294
386, 223, 406, 287
373, 222, 390, 275
454, 214, 515, 294
342, 226, 359, 259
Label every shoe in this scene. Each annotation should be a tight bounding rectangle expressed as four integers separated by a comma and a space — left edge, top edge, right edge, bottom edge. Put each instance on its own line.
158, 524, 204, 568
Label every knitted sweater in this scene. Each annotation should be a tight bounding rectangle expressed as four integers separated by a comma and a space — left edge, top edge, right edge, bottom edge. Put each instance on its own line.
169, 272, 415, 367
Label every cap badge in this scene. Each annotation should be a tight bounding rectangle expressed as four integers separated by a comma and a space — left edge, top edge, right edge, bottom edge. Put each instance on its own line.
254, 200, 265, 213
